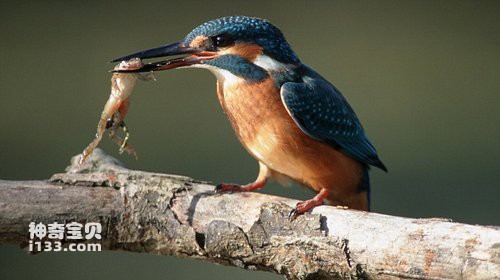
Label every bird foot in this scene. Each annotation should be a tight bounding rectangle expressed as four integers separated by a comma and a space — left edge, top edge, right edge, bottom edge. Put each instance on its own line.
215, 180, 266, 193
289, 199, 324, 220
215, 183, 242, 193
289, 189, 329, 220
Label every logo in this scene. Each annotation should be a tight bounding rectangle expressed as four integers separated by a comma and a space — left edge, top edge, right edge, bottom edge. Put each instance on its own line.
28, 222, 102, 252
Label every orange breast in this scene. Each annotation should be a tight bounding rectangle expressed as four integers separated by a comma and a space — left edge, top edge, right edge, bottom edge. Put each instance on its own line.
217, 78, 366, 209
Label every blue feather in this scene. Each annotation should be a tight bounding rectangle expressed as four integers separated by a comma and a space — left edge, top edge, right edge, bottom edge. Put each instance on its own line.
184, 16, 300, 64
281, 65, 387, 171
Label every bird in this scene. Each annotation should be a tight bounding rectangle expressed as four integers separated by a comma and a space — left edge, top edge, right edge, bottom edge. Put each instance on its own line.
112, 15, 387, 216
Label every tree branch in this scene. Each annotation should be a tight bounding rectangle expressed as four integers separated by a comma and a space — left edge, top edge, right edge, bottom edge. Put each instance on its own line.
0, 149, 498, 279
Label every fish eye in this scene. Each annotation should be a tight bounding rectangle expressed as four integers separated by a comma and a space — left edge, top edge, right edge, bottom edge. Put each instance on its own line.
212, 33, 234, 48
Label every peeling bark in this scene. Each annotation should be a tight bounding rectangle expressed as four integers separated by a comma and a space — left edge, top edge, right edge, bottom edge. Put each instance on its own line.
0, 149, 499, 280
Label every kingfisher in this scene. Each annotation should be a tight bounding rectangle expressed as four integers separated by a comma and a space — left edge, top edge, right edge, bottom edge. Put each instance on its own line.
112, 16, 387, 215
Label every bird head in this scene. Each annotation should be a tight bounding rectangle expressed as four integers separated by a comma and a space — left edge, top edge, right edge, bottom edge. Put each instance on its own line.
112, 16, 300, 83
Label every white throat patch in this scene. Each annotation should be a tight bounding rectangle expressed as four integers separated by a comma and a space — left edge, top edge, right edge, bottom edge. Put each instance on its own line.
192, 54, 285, 88
192, 64, 242, 87
253, 54, 287, 72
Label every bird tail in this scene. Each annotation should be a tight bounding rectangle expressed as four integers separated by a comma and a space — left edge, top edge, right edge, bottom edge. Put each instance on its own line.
324, 166, 371, 211
359, 166, 371, 211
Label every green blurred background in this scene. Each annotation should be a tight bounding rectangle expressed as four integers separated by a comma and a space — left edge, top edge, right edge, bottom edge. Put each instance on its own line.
1, 1, 499, 279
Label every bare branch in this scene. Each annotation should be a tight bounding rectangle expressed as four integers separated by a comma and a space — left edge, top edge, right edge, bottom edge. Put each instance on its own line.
0, 149, 498, 279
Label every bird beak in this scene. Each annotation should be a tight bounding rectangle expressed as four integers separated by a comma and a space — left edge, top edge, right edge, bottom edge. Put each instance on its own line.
111, 41, 217, 72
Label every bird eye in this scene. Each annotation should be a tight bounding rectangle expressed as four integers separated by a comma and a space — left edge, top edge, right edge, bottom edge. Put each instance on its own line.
212, 33, 234, 48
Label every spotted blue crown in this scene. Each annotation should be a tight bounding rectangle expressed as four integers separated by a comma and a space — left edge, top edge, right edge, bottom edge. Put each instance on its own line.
184, 16, 300, 64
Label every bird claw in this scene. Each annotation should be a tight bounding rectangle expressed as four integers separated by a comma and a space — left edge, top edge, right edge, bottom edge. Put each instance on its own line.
215, 180, 266, 193
288, 208, 301, 221
289, 196, 325, 221
288, 202, 308, 221
214, 183, 241, 193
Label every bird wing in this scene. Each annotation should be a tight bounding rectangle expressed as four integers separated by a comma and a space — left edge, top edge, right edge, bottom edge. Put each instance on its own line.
280, 77, 387, 171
